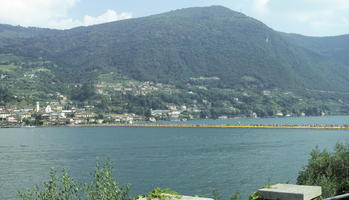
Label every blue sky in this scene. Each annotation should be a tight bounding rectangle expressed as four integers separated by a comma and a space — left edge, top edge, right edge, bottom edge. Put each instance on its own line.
1, 0, 349, 36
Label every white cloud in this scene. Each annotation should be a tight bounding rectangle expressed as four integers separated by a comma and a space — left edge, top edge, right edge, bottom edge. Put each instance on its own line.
0, 0, 132, 29
83, 10, 132, 27
309, 0, 349, 10
253, 0, 270, 14
292, 10, 349, 30
0, 0, 79, 27
244, 0, 349, 35
283, 0, 349, 33
49, 10, 133, 29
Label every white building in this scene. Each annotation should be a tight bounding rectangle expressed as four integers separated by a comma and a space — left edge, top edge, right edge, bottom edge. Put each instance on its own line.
36, 102, 40, 112
45, 105, 52, 113
7, 116, 18, 123
275, 112, 284, 117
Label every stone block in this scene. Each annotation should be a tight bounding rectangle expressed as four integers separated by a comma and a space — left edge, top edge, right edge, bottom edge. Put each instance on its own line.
137, 194, 214, 200
258, 184, 321, 200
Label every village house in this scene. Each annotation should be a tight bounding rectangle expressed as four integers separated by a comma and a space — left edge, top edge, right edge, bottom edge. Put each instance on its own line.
218, 115, 228, 119
0, 111, 11, 120
169, 111, 181, 119
168, 105, 177, 111
275, 112, 284, 117
19, 113, 31, 120
151, 109, 171, 118
105, 113, 136, 123
6, 116, 18, 123
73, 119, 87, 124
45, 105, 52, 113
262, 90, 272, 96
75, 112, 97, 119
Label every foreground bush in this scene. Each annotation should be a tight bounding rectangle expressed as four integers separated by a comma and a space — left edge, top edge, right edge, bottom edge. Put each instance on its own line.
297, 143, 349, 197
18, 159, 130, 200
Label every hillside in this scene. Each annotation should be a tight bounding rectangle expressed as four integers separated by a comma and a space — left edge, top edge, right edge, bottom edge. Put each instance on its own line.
285, 33, 349, 66
1, 6, 349, 119
0, 24, 59, 46
2, 6, 349, 91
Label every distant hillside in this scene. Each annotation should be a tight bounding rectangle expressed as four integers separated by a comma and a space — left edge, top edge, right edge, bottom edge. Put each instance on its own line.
285, 33, 349, 66
1, 6, 349, 92
0, 24, 58, 44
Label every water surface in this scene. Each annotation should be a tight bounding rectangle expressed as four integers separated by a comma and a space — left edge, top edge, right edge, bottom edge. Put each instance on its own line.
1, 116, 349, 200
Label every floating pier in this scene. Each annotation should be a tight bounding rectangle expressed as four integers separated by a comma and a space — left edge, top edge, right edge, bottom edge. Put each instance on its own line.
79, 123, 349, 130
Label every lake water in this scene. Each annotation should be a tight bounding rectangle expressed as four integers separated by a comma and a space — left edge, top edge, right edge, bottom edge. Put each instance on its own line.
1, 116, 349, 200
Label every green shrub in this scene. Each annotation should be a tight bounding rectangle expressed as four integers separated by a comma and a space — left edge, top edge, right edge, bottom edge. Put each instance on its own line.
18, 169, 80, 200
230, 192, 241, 200
86, 159, 130, 200
18, 159, 129, 200
144, 188, 182, 200
211, 188, 221, 200
248, 191, 264, 200
297, 143, 349, 197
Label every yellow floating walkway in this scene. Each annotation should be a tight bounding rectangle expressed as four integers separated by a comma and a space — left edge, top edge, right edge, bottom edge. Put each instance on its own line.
79, 124, 349, 130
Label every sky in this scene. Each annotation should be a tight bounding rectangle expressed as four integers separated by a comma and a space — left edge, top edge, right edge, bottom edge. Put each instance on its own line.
0, 0, 349, 36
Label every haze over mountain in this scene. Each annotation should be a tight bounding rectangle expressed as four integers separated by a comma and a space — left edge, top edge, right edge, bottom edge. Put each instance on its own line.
1, 6, 349, 91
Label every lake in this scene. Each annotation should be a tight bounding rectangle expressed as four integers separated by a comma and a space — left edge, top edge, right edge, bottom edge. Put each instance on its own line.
1, 116, 349, 200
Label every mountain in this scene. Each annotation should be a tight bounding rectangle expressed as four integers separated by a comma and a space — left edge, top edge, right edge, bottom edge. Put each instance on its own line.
2, 6, 349, 117
0, 24, 58, 45
1, 5, 349, 92
285, 33, 349, 66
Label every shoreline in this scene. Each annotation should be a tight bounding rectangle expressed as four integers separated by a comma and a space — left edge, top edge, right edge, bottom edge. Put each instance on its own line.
2, 123, 345, 130
69, 123, 349, 130
2, 115, 349, 129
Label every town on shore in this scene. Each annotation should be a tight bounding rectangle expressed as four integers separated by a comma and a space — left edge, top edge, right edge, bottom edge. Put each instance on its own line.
0, 98, 208, 127
1, 101, 142, 127
0, 97, 323, 128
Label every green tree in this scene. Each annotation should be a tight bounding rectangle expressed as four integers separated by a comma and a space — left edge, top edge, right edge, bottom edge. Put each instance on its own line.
71, 84, 96, 102
18, 169, 80, 200
230, 192, 241, 200
0, 86, 13, 105
144, 109, 152, 119
86, 159, 130, 200
18, 159, 130, 200
29, 113, 44, 126
297, 143, 349, 197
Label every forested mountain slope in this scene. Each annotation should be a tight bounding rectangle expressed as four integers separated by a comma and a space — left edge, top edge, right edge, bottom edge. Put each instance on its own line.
285, 33, 349, 67
1, 6, 349, 91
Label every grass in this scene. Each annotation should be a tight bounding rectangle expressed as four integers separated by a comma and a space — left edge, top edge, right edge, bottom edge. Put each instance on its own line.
0, 54, 24, 63
0, 64, 19, 72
